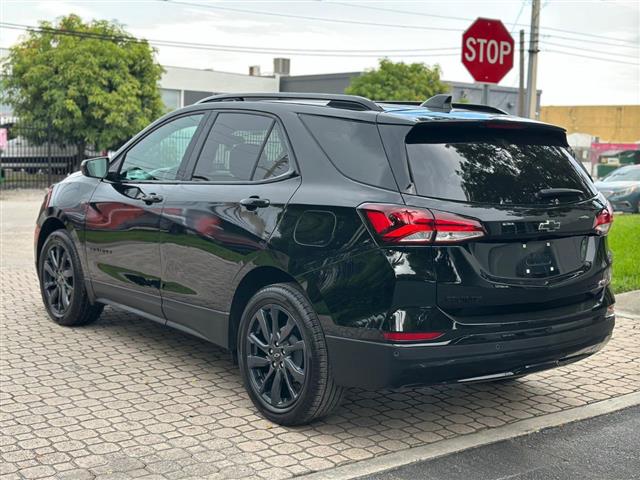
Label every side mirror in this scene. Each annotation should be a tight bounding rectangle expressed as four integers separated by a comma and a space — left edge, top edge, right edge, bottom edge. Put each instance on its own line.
81, 157, 109, 179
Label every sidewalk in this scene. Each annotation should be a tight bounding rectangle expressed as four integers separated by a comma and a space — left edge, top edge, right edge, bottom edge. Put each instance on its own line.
616, 290, 640, 317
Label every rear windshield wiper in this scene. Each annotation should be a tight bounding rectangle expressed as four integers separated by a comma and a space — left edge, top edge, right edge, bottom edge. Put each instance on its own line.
536, 188, 584, 199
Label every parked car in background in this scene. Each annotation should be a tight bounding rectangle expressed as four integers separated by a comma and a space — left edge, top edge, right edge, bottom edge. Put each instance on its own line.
35, 93, 615, 425
594, 165, 640, 213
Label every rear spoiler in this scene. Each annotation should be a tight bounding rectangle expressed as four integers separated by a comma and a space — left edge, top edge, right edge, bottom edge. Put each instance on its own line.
405, 120, 568, 147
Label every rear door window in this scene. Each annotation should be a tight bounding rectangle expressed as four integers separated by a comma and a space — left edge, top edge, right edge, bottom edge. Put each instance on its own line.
300, 114, 397, 190
193, 113, 272, 182
253, 124, 290, 180
405, 123, 596, 205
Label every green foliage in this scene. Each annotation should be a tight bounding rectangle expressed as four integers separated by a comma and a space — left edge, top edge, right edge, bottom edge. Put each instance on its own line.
1, 14, 165, 156
608, 214, 640, 293
345, 59, 448, 101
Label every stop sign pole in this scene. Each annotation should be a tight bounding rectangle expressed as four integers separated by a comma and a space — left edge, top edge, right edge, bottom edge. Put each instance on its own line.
461, 18, 515, 106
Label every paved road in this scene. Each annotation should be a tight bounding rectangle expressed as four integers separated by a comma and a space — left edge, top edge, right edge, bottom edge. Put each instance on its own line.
361, 406, 640, 480
1, 190, 639, 480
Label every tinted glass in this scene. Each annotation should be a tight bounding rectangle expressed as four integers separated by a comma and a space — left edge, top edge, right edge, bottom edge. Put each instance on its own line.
406, 127, 596, 205
193, 113, 272, 181
253, 124, 290, 180
300, 115, 396, 190
120, 114, 203, 181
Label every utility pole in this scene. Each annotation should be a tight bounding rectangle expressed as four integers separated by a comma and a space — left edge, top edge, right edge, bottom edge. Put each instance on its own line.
525, 0, 541, 119
518, 29, 526, 117
481, 84, 490, 105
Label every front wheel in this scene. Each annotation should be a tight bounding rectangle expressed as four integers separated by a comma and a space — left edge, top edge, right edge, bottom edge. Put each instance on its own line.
238, 283, 344, 425
38, 230, 103, 326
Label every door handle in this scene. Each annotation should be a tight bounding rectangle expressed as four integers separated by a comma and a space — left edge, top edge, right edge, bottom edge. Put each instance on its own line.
240, 196, 270, 210
139, 192, 163, 205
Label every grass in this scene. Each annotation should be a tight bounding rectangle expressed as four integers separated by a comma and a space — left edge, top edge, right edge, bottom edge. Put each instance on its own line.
609, 214, 640, 294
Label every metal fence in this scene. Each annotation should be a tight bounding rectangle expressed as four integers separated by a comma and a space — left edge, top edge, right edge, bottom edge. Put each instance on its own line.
0, 123, 88, 190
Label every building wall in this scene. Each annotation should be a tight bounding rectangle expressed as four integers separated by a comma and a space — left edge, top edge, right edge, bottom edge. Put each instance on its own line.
540, 105, 640, 143
159, 66, 279, 110
280, 72, 362, 95
448, 82, 541, 116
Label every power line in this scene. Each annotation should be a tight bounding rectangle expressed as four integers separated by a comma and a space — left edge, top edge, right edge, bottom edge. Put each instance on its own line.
0, 22, 460, 58
539, 33, 638, 49
544, 49, 639, 65
325, 0, 638, 46
161, 0, 638, 50
510, 1, 528, 34
541, 40, 639, 59
2, 22, 637, 65
160, 0, 463, 33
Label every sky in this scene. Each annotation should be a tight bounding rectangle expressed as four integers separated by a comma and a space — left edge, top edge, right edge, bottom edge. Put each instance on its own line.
1, 0, 638, 105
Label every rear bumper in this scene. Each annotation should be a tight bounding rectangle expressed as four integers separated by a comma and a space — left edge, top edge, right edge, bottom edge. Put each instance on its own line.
326, 314, 614, 389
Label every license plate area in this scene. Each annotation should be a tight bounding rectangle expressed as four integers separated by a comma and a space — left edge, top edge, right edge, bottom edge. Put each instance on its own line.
470, 236, 590, 280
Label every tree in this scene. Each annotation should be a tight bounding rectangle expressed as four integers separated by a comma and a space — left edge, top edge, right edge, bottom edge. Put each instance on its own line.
345, 59, 448, 101
1, 14, 165, 166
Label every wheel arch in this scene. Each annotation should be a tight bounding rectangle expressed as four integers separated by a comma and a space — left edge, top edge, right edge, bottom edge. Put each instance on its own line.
228, 266, 299, 354
36, 217, 67, 266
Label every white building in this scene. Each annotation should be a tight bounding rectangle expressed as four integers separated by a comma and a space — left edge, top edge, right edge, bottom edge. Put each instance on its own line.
159, 65, 279, 110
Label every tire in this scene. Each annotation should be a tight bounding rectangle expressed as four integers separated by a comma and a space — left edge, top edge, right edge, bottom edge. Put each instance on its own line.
237, 283, 344, 426
38, 229, 103, 326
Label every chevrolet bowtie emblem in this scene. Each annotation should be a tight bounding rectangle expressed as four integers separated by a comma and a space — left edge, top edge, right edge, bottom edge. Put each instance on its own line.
538, 220, 561, 232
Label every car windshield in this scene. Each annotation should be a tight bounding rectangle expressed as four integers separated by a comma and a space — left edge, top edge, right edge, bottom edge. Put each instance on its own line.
603, 168, 640, 182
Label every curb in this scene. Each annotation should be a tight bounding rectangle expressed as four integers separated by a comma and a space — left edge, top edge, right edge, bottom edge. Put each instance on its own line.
298, 392, 640, 480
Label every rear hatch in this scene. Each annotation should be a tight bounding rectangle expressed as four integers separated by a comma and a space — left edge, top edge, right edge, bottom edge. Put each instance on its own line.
386, 120, 612, 325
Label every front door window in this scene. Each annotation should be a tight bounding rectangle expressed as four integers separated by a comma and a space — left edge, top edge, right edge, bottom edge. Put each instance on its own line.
119, 114, 204, 181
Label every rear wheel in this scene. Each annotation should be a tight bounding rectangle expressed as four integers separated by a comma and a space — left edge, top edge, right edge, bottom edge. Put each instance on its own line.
238, 283, 344, 425
38, 230, 103, 326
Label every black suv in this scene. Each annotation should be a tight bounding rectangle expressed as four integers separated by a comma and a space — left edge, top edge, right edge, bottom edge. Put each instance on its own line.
35, 93, 615, 425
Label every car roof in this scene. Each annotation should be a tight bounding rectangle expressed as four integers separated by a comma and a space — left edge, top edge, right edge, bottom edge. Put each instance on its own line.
375, 103, 546, 125
174, 93, 560, 129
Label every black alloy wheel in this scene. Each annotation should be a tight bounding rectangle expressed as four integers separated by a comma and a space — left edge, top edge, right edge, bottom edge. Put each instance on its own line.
238, 283, 344, 425
38, 230, 103, 326
245, 304, 307, 410
42, 243, 74, 317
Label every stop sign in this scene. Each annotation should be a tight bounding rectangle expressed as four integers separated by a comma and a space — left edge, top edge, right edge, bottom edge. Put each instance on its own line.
462, 18, 514, 84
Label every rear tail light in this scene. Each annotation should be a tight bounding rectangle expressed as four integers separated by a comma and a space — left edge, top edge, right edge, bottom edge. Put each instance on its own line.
358, 203, 485, 245
594, 202, 613, 235
383, 331, 444, 342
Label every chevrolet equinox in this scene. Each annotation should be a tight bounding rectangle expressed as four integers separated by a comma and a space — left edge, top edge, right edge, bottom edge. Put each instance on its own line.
36, 93, 615, 425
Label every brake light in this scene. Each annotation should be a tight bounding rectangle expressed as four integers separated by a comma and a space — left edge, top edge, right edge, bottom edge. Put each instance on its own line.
594, 202, 613, 235
359, 203, 484, 245
383, 332, 444, 342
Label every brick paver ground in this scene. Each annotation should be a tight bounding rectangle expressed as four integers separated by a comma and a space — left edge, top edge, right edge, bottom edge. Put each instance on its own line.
1, 193, 639, 480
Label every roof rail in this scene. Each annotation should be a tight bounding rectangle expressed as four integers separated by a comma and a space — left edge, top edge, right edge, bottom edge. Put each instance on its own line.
378, 101, 422, 106
197, 93, 383, 112
420, 94, 509, 115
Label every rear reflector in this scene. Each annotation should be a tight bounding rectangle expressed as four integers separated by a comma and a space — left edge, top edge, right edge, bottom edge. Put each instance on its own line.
383, 332, 444, 342
359, 203, 484, 245
594, 202, 613, 235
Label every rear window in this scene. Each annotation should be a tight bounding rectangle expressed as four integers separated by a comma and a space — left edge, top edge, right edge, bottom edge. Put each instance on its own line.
300, 114, 397, 190
405, 123, 596, 205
